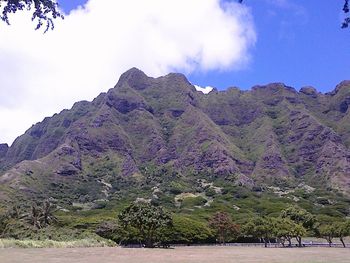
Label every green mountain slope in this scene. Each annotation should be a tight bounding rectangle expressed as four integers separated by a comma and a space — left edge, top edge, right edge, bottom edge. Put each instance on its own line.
1, 68, 350, 217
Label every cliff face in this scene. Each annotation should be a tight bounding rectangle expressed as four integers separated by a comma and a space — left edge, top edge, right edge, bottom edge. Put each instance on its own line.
0, 144, 8, 159
1, 68, 350, 202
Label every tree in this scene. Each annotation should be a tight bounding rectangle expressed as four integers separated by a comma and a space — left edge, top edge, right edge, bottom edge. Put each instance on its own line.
23, 203, 43, 229
281, 205, 316, 247
22, 200, 58, 229
243, 217, 275, 247
319, 224, 337, 247
118, 202, 172, 248
40, 200, 58, 226
209, 211, 240, 244
0, 0, 63, 32
274, 218, 306, 247
161, 216, 214, 245
0, 212, 10, 237
334, 221, 350, 248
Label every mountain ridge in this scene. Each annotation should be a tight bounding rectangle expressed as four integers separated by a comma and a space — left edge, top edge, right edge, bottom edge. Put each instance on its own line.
1, 68, 350, 205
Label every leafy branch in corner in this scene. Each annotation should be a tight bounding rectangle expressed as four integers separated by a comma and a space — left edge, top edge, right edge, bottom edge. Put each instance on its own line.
343, 0, 350, 28
0, 0, 64, 32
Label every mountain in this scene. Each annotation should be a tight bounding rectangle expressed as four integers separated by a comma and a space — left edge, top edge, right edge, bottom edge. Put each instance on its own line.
1, 68, 350, 212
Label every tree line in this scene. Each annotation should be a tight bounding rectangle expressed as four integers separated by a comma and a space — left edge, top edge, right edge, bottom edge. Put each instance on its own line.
98, 202, 350, 248
1, 201, 350, 248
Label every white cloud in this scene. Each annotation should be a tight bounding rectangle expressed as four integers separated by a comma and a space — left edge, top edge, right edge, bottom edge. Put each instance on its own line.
0, 0, 256, 145
194, 85, 214, 94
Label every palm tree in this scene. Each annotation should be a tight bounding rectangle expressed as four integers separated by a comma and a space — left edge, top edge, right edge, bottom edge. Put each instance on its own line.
41, 200, 58, 226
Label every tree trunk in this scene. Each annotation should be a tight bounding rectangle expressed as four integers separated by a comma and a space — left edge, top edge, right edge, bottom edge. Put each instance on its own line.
327, 237, 332, 247
287, 237, 292, 247
280, 238, 285, 247
296, 236, 302, 247
144, 239, 154, 248
340, 237, 346, 248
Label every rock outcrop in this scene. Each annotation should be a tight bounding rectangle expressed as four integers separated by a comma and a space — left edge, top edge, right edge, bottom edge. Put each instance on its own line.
1, 68, 350, 200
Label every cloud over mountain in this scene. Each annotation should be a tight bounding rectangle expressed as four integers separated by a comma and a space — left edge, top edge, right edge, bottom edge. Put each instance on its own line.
0, 0, 256, 144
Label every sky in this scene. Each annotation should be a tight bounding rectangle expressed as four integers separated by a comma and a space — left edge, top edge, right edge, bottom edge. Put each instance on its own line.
0, 0, 349, 145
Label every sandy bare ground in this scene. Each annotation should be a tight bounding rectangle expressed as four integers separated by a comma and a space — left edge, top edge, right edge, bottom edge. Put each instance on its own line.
1, 246, 350, 263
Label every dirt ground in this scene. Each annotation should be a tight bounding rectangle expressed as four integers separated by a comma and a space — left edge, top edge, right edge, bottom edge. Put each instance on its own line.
1, 246, 350, 263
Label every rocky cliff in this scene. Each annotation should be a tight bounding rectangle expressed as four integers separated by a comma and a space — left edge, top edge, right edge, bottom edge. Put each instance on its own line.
1, 68, 350, 204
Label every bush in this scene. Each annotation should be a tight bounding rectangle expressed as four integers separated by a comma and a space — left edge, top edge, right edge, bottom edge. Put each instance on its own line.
162, 216, 214, 244
181, 196, 207, 208
205, 188, 216, 197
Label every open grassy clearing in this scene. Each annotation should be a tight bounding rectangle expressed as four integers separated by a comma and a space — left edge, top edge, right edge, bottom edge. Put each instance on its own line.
0, 246, 350, 263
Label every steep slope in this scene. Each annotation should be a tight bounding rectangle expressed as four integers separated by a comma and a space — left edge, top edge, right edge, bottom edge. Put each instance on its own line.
1, 68, 350, 205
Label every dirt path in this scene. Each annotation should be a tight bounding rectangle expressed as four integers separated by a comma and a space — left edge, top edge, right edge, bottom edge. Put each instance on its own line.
1, 246, 349, 263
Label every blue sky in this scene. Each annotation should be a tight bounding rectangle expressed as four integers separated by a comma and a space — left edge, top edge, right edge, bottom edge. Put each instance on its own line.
190, 0, 350, 92
0, 0, 349, 144
58, 0, 350, 92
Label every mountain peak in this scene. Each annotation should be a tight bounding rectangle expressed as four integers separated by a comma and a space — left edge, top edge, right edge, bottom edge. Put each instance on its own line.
116, 68, 151, 90
300, 86, 318, 96
330, 80, 350, 96
252, 83, 296, 93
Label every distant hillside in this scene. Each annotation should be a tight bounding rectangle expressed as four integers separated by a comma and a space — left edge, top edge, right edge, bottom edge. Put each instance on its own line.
1, 68, 350, 211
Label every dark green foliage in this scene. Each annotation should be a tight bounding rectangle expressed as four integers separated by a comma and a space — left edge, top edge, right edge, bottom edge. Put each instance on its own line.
95, 221, 120, 242
118, 202, 172, 247
273, 218, 306, 247
205, 188, 217, 197
162, 216, 214, 244
318, 220, 350, 247
318, 224, 337, 247
180, 196, 207, 208
281, 205, 316, 247
335, 221, 350, 247
21, 200, 58, 229
243, 217, 275, 247
281, 205, 316, 230
243, 216, 307, 247
168, 181, 189, 195
0, 212, 10, 237
1, 69, 350, 244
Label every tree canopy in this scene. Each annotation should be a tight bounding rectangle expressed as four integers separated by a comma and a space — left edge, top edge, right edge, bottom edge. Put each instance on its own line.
118, 202, 172, 248
243, 217, 275, 247
209, 211, 240, 244
0, 0, 63, 32
319, 221, 350, 248
280, 205, 316, 247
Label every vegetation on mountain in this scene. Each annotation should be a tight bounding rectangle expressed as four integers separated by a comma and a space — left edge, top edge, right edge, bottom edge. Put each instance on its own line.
0, 68, 350, 247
